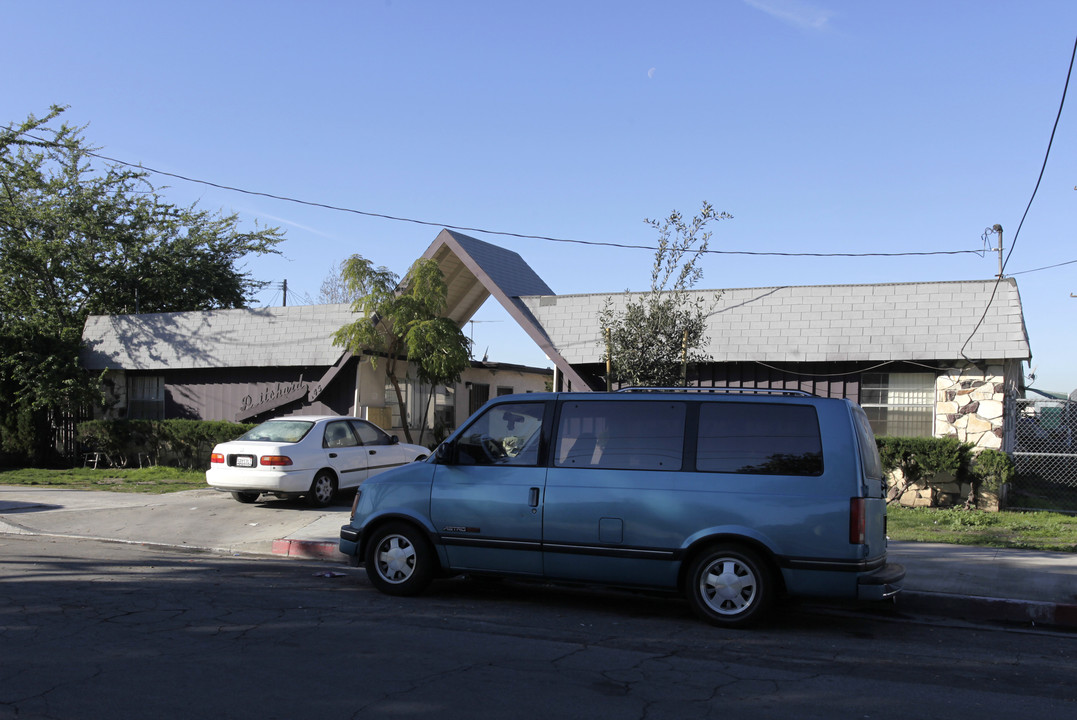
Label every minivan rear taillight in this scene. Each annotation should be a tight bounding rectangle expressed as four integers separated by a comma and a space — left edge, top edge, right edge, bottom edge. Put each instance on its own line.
849, 498, 866, 544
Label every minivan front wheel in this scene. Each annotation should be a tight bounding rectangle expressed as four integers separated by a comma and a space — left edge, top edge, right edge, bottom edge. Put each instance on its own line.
686, 544, 773, 627
365, 522, 435, 596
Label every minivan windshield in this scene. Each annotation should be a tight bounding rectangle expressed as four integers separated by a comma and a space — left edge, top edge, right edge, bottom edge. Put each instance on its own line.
237, 420, 314, 444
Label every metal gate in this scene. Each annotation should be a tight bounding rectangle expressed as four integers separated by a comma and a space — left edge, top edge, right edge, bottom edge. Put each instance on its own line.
1009, 397, 1077, 513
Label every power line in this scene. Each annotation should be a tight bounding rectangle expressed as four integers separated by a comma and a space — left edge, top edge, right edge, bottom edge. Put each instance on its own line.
82, 148, 989, 258
960, 33, 1077, 361
1009, 258, 1077, 276
14, 134, 985, 260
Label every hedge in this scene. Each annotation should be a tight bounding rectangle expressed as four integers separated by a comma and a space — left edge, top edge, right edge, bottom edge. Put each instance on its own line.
76, 419, 255, 470
876, 436, 1015, 509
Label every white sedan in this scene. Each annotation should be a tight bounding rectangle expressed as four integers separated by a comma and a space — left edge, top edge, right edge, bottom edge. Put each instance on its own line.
206, 415, 429, 506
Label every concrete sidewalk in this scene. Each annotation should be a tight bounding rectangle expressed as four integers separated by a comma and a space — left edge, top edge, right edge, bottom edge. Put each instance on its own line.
2, 485, 1075, 629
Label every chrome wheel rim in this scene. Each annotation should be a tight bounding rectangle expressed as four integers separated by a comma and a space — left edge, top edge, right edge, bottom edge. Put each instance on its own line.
375, 534, 417, 584
312, 475, 333, 504
699, 556, 758, 616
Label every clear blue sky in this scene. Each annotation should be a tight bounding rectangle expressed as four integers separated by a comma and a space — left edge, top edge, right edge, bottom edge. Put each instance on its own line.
5, 1, 1076, 392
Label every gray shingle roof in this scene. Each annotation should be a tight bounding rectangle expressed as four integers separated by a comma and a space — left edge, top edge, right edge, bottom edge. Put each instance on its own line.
80, 304, 359, 371
519, 278, 1031, 365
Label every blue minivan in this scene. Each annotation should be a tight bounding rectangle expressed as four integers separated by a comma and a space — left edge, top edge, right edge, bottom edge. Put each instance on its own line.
339, 388, 904, 627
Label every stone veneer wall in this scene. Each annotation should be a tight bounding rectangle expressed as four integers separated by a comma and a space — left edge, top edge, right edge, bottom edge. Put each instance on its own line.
890, 362, 1013, 509
934, 363, 1006, 450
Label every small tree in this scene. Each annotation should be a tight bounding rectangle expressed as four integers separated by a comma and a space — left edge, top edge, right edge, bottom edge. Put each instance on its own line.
318, 258, 367, 304
332, 255, 471, 443
599, 202, 729, 388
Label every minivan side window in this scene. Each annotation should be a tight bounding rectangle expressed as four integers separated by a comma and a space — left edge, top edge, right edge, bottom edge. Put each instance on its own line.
851, 404, 883, 480
555, 401, 685, 471
696, 403, 823, 476
456, 403, 545, 466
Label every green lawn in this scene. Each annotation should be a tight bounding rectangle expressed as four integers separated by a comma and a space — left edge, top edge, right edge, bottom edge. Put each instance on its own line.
0, 466, 207, 494
887, 506, 1077, 553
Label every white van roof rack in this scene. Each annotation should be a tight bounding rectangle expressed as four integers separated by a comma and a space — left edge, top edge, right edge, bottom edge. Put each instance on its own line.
616, 387, 815, 397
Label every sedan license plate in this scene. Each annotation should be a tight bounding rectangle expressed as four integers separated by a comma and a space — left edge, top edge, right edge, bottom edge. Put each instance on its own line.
234, 455, 255, 468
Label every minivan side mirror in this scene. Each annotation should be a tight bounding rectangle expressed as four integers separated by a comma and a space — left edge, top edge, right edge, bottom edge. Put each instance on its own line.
435, 441, 455, 464
389, 435, 400, 445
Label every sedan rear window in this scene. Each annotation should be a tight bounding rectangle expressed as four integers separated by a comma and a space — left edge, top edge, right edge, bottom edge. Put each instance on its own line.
237, 420, 314, 443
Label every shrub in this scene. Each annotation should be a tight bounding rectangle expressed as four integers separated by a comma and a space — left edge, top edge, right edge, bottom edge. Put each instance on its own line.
76, 420, 254, 469
876, 436, 970, 505
875, 437, 1014, 510
966, 447, 1015, 509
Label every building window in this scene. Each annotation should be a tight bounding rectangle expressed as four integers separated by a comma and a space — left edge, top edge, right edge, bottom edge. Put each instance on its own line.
128, 375, 164, 420
861, 372, 935, 437
469, 383, 490, 415
497, 386, 514, 397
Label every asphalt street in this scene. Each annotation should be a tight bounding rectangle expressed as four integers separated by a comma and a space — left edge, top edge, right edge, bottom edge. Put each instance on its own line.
1, 485, 1076, 629
2, 534, 1075, 720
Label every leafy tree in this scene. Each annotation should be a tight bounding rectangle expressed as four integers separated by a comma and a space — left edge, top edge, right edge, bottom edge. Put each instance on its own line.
332, 255, 471, 444
0, 107, 284, 464
599, 202, 729, 388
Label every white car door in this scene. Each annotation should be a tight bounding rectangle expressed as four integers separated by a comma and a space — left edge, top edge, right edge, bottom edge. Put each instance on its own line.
321, 420, 368, 491
350, 420, 412, 479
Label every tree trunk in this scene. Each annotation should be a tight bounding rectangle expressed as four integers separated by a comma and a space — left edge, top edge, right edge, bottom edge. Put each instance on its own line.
387, 372, 413, 444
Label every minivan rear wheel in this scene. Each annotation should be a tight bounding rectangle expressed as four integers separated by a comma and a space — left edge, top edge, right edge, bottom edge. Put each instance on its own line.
365, 522, 435, 596
685, 544, 773, 628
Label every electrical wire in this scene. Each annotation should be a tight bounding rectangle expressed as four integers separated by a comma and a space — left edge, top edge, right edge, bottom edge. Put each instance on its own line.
1009, 258, 1077, 276
12, 134, 986, 260
751, 359, 945, 378
960, 34, 1077, 361
84, 147, 989, 258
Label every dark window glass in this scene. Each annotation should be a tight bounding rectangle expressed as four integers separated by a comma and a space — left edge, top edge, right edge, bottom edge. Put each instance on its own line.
469, 383, 490, 415
851, 405, 883, 480
323, 421, 359, 448
697, 403, 823, 476
555, 401, 685, 471
456, 403, 545, 466
351, 420, 391, 446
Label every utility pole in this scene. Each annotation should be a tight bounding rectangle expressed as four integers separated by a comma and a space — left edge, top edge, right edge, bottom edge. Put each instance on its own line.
993, 224, 1004, 279
281, 279, 287, 307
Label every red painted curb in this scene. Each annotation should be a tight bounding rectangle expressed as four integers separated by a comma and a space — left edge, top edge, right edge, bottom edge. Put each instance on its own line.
271, 539, 344, 561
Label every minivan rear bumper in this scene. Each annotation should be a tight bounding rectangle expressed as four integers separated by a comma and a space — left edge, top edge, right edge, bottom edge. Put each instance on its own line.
857, 562, 905, 600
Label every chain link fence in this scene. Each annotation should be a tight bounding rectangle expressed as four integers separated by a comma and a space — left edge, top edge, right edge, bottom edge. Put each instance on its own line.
1009, 397, 1077, 513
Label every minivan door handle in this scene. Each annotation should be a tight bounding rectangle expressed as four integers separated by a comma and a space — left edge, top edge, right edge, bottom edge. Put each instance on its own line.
529, 487, 540, 507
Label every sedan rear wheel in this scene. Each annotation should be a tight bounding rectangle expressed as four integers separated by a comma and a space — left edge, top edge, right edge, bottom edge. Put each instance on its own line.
230, 491, 260, 504
305, 471, 337, 508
